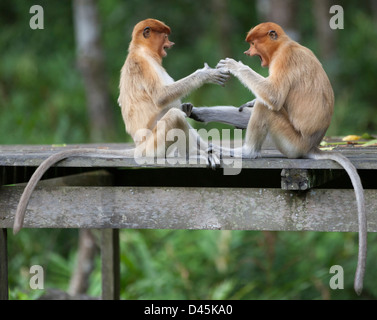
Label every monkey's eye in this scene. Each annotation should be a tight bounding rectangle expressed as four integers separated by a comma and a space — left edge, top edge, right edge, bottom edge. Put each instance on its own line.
251, 41, 254, 46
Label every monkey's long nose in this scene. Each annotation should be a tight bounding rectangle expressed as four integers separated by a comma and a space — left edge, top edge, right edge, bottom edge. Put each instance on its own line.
169, 41, 175, 48
244, 49, 251, 56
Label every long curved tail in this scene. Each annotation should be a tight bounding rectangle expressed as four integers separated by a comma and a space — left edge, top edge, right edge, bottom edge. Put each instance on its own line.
13, 148, 133, 235
309, 149, 367, 295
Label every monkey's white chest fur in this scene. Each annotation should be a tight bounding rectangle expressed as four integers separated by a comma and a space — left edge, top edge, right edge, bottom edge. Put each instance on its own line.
150, 58, 174, 85
145, 55, 181, 109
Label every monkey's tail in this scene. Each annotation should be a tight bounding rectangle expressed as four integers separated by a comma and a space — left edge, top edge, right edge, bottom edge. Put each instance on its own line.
308, 149, 367, 295
13, 148, 133, 235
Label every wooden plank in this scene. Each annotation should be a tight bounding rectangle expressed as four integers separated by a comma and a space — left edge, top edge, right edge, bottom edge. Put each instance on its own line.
101, 229, 120, 300
0, 164, 8, 300
1, 144, 377, 169
1, 153, 375, 170
1, 155, 375, 170
0, 186, 376, 232
42, 170, 119, 300
0, 229, 8, 300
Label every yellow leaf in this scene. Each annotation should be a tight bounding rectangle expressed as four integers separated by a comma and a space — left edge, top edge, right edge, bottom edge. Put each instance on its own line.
342, 135, 361, 141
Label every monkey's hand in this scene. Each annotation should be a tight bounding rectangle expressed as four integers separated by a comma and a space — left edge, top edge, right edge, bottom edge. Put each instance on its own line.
198, 63, 230, 87
239, 99, 256, 112
216, 58, 245, 75
180, 102, 194, 117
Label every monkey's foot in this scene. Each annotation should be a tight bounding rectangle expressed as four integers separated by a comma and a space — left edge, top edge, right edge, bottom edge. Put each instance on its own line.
238, 99, 256, 112
187, 107, 206, 123
242, 147, 261, 159
181, 102, 194, 117
207, 147, 221, 170
208, 145, 261, 159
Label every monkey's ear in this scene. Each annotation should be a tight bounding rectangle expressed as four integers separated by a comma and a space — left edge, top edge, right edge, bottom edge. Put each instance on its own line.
268, 30, 278, 40
143, 27, 151, 39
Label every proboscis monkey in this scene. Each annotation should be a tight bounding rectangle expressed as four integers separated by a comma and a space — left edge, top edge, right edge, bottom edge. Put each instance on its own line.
13, 18, 229, 234
189, 22, 367, 295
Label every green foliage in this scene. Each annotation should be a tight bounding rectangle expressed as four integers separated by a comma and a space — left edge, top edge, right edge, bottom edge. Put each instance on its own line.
8, 229, 77, 299
328, 12, 377, 135
9, 229, 377, 299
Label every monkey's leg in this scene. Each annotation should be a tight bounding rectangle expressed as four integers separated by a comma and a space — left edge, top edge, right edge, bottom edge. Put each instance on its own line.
261, 107, 314, 159
143, 108, 186, 158
213, 101, 308, 159
212, 101, 269, 158
188, 106, 252, 129
205, 102, 262, 158
147, 108, 220, 168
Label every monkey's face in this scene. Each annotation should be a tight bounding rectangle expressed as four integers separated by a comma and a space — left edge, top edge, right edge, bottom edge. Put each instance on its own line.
245, 22, 285, 68
244, 40, 270, 68
159, 33, 175, 58
138, 20, 174, 59
147, 32, 175, 58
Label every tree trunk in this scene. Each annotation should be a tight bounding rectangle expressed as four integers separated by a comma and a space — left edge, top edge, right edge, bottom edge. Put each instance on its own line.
211, 0, 232, 58
68, 229, 97, 295
72, 0, 114, 142
370, 0, 377, 23
312, 0, 336, 60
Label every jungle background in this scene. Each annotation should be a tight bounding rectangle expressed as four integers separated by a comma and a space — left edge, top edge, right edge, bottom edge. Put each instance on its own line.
1, 0, 377, 300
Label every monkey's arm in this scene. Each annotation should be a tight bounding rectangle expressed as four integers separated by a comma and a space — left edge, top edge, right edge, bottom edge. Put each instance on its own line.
182, 102, 253, 129
157, 63, 229, 107
217, 58, 288, 111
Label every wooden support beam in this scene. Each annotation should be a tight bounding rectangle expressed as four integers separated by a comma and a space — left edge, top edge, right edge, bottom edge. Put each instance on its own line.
0, 229, 8, 300
101, 229, 120, 300
1, 186, 376, 232
14, 170, 119, 300
41, 170, 119, 300
0, 166, 9, 300
281, 169, 344, 190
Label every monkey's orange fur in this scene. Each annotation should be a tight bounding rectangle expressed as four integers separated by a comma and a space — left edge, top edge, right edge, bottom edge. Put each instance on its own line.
216, 22, 366, 294
13, 19, 229, 234
118, 19, 228, 155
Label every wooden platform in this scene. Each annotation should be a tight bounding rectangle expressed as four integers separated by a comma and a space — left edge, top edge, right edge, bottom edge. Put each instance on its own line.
1, 142, 377, 169
1, 142, 377, 299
